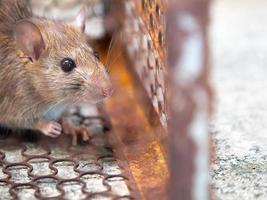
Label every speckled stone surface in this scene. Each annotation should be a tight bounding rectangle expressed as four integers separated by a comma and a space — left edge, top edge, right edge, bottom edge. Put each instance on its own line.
210, 0, 267, 199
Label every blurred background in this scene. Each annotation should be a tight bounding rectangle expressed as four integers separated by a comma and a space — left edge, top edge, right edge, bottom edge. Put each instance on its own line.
210, 0, 267, 199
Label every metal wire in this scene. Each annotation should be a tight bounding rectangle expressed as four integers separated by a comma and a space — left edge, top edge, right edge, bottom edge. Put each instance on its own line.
0, 109, 133, 199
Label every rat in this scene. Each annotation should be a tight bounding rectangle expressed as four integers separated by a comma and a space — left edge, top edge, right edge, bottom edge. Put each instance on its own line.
0, 0, 113, 143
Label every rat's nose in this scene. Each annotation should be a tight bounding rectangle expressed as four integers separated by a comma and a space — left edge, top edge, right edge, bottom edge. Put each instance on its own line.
102, 87, 114, 97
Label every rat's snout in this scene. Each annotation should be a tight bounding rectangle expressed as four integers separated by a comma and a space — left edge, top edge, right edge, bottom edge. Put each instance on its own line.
88, 67, 113, 101
98, 69, 113, 98
102, 87, 114, 97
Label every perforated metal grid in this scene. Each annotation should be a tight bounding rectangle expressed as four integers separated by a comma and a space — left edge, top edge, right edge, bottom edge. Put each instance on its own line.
120, 0, 167, 127
0, 107, 133, 199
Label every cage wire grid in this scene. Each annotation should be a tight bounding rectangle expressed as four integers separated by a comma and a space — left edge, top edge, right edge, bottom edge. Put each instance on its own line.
0, 104, 134, 200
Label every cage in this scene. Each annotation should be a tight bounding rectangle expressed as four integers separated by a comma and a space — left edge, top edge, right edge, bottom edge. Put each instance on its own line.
0, 0, 211, 199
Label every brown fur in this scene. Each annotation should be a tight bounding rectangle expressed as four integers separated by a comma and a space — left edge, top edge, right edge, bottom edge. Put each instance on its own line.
0, 0, 112, 129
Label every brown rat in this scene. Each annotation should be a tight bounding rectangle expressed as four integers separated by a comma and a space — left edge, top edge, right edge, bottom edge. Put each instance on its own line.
0, 0, 113, 139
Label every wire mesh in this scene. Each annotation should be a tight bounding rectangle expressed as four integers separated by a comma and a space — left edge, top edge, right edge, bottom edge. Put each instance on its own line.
0, 105, 134, 200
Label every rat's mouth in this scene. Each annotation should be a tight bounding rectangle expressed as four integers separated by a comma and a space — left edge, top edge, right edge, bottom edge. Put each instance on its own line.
101, 87, 114, 98
83, 86, 114, 102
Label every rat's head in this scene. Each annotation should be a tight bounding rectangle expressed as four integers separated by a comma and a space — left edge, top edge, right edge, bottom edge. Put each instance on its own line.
13, 8, 113, 104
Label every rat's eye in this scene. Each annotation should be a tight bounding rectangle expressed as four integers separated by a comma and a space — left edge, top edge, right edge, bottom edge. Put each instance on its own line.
93, 50, 100, 60
60, 58, 76, 72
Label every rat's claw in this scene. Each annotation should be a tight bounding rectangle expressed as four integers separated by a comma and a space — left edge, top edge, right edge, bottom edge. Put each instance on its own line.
52, 122, 62, 132
73, 126, 92, 145
79, 126, 90, 142
36, 120, 62, 138
61, 118, 92, 145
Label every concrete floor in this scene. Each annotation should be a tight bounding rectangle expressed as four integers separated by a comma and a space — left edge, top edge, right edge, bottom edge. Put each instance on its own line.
210, 0, 267, 199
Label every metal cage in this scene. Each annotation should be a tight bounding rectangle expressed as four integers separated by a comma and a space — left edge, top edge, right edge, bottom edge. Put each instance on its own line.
0, 0, 212, 199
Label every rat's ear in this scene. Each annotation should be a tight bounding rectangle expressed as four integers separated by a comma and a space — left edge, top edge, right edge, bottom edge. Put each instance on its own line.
73, 7, 87, 32
14, 19, 45, 61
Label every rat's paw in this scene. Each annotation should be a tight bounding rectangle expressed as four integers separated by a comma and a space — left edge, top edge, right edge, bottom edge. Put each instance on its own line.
61, 118, 92, 146
36, 121, 62, 138
71, 126, 92, 146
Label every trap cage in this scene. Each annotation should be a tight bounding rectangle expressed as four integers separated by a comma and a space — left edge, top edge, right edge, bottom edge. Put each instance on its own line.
0, 0, 212, 199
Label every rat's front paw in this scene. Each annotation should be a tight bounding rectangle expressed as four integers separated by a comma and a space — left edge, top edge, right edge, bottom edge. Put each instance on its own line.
35, 120, 62, 138
61, 118, 92, 146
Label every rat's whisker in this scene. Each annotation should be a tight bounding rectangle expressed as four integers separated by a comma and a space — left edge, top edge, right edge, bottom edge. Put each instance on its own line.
106, 31, 121, 69
75, 69, 88, 81
107, 32, 122, 72
109, 51, 122, 67
66, 83, 82, 90
105, 33, 115, 67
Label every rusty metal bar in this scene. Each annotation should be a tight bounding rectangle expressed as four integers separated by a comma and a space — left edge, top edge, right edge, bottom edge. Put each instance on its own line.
166, 0, 212, 200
